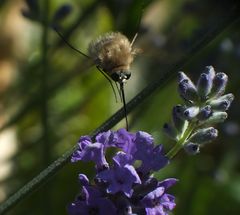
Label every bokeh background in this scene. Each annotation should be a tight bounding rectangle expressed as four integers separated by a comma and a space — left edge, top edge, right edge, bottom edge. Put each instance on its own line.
0, 0, 240, 214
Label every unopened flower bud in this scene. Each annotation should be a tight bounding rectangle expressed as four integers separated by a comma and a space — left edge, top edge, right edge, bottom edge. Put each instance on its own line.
52, 4, 72, 23
178, 71, 189, 82
183, 106, 199, 120
204, 66, 215, 80
203, 111, 228, 125
189, 127, 218, 144
184, 142, 200, 155
172, 105, 188, 134
163, 123, 177, 140
197, 105, 212, 120
197, 73, 212, 100
210, 73, 228, 98
208, 93, 234, 111
178, 72, 198, 102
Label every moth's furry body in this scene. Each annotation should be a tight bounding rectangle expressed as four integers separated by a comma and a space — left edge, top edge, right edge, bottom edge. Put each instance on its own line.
88, 32, 138, 82
54, 29, 137, 130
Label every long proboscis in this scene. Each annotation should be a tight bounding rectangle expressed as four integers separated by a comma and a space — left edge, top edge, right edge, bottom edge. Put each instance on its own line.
120, 82, 129, 131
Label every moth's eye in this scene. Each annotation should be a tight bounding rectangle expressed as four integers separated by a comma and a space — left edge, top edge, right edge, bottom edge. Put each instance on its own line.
124, 71, 131, 80
110, 71, 131, 82
110, 72, 121, 82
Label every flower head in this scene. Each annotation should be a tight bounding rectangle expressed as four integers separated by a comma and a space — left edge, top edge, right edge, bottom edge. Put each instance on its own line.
69, 129, 176, 214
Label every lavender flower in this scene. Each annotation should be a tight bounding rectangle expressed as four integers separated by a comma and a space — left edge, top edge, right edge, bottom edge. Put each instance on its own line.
68, 129, 176, 214
97, 155, 141, 198
71, 136, 108, 169
67, 185, 117, 215
141, 187, 176, 215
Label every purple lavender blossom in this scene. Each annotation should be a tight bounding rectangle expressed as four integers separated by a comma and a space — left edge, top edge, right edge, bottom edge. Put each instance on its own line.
132, 132, 169, 174
68, 129, 176, 214
97, 154, 141, 197
112, 128, 136, 154
141, 187, 176, 215
71, 136, 108, 169
67, 186, 117, 215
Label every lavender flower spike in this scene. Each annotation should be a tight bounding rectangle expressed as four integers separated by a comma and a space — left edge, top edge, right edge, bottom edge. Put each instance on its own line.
68, 129, 176, 214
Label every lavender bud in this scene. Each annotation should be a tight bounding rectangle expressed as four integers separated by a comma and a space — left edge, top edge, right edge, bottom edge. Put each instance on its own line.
197, 105, 212, 120
183, 106, 200, 120
172, 105, 188, 133
197, 73, 212, 100
210, 73, 228, 98
204, 66, 215, 80
178, 71, 190, 82
184, 142, 200, 155
178, 72, 198, 102
52, 4, 72, 23
208, 93, 234, 111
163, 123, 177, 140
189, 127, 218, 144
203, 111, 228, 125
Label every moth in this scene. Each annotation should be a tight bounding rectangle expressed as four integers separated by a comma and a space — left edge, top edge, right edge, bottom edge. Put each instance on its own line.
54, 29, 139, 130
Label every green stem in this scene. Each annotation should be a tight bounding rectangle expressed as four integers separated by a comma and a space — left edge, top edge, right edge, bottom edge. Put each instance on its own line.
166, 123, 196, 159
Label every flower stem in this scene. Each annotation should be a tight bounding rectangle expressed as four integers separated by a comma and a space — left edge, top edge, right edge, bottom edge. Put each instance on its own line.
166, 123, 196, 159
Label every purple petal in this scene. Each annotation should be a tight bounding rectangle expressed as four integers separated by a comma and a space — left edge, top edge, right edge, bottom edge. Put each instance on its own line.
158, 178, 178, 190
138, 145, 169, 174
95, 130, 113, 148
78, 174, 89, 186
71, 142, 108, 169
97, 164, 141, 197
113, 151, 133, 166
113, 128, 136, 154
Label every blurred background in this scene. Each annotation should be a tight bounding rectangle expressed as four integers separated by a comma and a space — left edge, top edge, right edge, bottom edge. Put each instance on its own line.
0, 0, 240, 214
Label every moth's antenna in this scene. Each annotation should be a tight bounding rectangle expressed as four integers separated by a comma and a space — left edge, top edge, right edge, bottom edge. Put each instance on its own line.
53, 27, 91, 59
120, 82, 129, 131
54, 27, 120, 102
130, 33, 138, 47
130, 0, 147, 48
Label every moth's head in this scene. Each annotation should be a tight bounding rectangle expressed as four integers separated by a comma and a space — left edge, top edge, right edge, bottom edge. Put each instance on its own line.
110, 70, 131, 83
